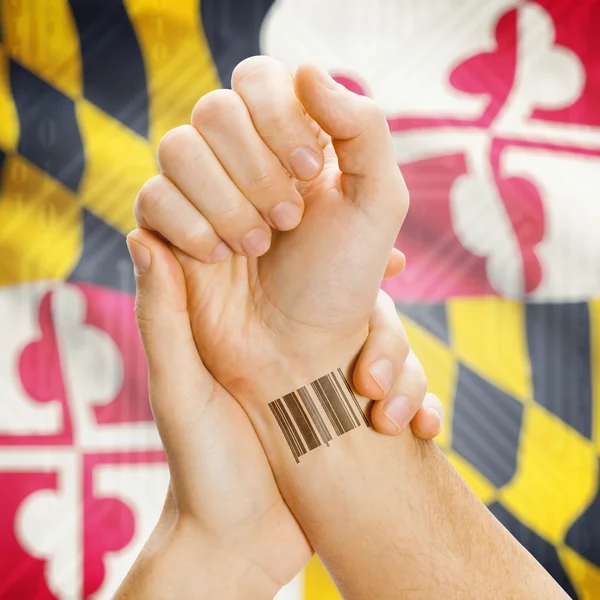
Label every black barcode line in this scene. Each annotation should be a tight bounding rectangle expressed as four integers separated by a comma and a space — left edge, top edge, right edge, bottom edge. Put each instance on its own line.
269, 370, 369, 462
329, 372, 357, 432
278, 401, 307, 458
311, 379, 343, 436
337, 367, 370, 427
269, 401, 300, 463
319, 374, 356, 434
270, 399, 307, 463
269, 400, 300, 463
297, 386, 332, 446
332, 371, 360, 428
283, 392, 321, 451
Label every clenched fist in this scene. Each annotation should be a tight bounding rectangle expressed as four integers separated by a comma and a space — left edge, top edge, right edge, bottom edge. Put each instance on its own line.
133, 56, 426, 433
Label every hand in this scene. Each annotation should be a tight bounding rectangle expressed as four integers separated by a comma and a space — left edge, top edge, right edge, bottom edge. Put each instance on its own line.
134, 56, 424, 429
123, 229, 443, 592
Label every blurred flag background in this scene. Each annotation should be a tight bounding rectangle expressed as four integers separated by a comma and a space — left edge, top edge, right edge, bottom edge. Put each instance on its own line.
1, 0, 600, 598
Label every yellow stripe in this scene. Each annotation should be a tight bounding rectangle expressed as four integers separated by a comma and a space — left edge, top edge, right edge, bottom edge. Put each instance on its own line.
590, 300, 600, 454
500, 403, 596, 546
447, 297, 532, 403
0, 46, 19, 151
0, 155, 81, 284
76, 98, 157, 234
304, 555, 341, 600
123, 0, 221, 146
1, 0, 82, 98
399, 311, 457, 449
560, 546, 600, 600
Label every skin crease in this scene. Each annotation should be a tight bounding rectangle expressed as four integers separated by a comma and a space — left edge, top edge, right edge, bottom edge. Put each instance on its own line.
121, 57, 569, 599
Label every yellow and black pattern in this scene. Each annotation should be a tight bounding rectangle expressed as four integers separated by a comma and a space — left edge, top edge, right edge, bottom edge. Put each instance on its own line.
0, 0, 219, 289
402, 299, 600, 599
302, 299, 600, 600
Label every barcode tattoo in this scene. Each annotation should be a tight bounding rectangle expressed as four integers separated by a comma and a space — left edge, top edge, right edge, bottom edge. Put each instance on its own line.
269, 368, 370, 463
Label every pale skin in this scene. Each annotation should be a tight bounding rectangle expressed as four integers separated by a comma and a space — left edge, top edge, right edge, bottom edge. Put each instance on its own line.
120, 57, 570, 599
116, 237, 441, 599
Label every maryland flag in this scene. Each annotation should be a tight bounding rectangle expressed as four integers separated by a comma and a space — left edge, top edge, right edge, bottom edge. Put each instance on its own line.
1, 1, 600, 598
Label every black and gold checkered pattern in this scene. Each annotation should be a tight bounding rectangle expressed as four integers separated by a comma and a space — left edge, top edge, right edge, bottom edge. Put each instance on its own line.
303, 300, 600, 599
1, 2, 599, 599
400, 299, 600, 599
0, 0, 220, 289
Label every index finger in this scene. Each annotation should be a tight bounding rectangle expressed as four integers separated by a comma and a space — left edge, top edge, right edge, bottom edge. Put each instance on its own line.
231, 56, 325, 181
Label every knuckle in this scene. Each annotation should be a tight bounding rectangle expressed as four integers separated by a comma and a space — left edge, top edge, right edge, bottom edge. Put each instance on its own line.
412, 356, 429, 398
134, 176, 165, 223
192, 89, 243, 127
386, 172, 410, 224
396, 324, 411, 357
157, 125, 194, 169
360, 96, 387, 125
180, 221, 212, 255
398, 351, 428, 404
375, 291, 409, 346
392, 334, 411, 367
396, 178, 410, 220
215, 199, 242, 222
261, 111, 295, 141
231, 55, 282, 90
248, 169, 278, 195
134, 292, 153, 338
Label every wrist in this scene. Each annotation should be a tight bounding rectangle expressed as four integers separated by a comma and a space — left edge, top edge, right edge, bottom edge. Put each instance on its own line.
176, 517, 282, 599
118, 515, 280, 600
237, 361, 427, 599
234, 328, 370, 422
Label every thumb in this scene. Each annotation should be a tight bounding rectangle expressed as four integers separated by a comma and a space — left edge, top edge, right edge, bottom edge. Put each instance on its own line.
126, 228, 213, 426
294, 63, 409, 219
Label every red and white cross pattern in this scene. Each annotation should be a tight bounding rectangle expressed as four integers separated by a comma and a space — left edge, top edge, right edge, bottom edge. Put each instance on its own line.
0, 284, 302, 599
0, 282, 169, 599
263, 0, 600, 302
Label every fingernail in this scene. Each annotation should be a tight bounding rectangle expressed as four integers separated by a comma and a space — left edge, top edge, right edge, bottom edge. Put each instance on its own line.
271, 201, 303, 231
241, 228, 271, 257
369, 359, 393, 394
289, 147, 320, 180
211, 241, 232, 262
383, 396, 411, 431
126, 238, 151, 275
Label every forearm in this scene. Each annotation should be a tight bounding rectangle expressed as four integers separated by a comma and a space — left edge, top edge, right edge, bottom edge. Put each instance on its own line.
244, 355, 569, 600
115, 497, 279, 600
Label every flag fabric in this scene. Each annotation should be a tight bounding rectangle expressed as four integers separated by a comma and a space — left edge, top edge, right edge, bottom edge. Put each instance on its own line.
1, 1, 599, 598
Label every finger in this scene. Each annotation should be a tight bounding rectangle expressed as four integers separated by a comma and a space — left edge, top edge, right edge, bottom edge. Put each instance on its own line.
231, 56, 324, 181
127, 229, 245, 510
410, 394, 444, 440
157, 125, 271, 257
126, 228, 214, 442
370, 351, 428, 436
383, 248, 406, 279
353, 290, 409, 401
192, 89, 305, 231
134, 174, 233, 263
294, 63, 409, 220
